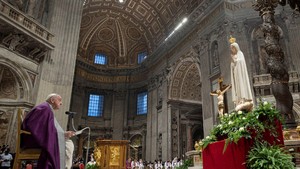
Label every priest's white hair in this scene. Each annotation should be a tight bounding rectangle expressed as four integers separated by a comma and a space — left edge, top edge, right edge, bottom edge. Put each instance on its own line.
46, 93, 60, 102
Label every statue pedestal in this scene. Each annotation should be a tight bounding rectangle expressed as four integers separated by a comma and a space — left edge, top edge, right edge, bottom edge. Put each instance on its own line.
94, 140, 129, 169
185, 150, 203, 169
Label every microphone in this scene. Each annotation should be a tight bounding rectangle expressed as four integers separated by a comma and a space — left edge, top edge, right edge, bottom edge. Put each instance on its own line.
66, 111, 77, 131
65, 111, 77, 115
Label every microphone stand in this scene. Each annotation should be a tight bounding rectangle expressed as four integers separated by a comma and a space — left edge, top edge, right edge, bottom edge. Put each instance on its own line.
70, 114, 76, 131
70, 115, 91, 165
85, 127, 91, 165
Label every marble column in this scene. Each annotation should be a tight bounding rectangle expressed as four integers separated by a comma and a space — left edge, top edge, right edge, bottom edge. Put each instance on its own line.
142, 130, 147, 160
186, 124, 193, 151
167, 104, 172, 161
36, 0, 84, 129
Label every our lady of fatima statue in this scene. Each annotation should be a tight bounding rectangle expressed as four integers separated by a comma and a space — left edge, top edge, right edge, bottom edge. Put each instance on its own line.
229, 36, 254, 111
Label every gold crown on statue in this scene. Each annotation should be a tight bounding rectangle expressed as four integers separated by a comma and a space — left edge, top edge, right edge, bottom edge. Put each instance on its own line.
218, 77, 223, 83
229, 35, 236, 44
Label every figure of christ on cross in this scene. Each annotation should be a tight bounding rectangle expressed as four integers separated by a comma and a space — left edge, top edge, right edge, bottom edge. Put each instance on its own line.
210, 77, 232, 117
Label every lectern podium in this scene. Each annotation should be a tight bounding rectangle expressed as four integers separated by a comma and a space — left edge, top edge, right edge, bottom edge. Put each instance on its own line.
94, 140, 129, 169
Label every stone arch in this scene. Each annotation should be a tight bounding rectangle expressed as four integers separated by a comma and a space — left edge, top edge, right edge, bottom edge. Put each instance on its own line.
0, 56, 34, 147
129, 134, 143, 160
169, 57, 202, 102
0, 56, 33, 102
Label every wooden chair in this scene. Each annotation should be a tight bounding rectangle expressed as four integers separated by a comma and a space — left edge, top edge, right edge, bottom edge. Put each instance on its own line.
13, 108, 41, 169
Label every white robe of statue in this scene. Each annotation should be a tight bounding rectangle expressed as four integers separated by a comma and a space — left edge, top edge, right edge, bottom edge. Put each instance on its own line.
230, 42, 253, 105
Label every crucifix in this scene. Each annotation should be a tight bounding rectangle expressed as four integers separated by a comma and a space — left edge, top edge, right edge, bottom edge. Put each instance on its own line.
210, 77, 231, 117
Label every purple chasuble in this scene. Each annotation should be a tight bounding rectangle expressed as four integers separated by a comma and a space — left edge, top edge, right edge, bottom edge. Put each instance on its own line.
22, 102, 60, 169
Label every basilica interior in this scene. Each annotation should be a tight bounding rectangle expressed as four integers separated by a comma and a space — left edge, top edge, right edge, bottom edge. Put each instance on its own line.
1, 0, 300, 164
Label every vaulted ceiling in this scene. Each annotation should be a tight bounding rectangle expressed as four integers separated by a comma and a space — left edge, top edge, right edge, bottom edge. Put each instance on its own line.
77, 0, 201, 68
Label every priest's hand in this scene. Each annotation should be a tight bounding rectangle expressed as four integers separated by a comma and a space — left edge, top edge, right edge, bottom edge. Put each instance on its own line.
65, 131, 76, 138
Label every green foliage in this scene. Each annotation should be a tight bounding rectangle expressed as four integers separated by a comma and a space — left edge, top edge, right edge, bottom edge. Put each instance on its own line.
85, 163, 100, 169
198, 102, 292, 168
246, 141, 294, 169
175, 159, 193, 169
200, 101, 283, 153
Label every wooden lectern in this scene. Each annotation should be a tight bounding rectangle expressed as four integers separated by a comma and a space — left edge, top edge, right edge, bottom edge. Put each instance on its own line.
94, 140, 129, 169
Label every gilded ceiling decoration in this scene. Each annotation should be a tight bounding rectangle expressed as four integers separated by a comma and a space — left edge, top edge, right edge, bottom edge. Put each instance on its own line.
78, 0, 201, 68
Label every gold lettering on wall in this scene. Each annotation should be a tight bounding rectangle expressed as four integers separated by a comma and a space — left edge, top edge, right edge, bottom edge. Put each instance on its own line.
76, 68, 147, 83
224, 1, 254, 11
197, 1, 255, 32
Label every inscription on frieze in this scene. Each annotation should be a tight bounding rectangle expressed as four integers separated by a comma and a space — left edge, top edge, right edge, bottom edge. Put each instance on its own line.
76, 68, 147, 83
200, 3, 224, 30
224, 1, 255, 11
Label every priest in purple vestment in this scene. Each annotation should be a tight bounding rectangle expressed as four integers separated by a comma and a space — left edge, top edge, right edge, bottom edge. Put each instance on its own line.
22, 93, 75, 169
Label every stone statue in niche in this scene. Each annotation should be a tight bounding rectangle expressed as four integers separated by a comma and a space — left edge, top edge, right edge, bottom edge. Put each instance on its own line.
9, 34, 24, 50
2, 34, 24, 51
165, 65, 174, 86
258, 46, 268, 74
229, 36, 253, 111
211, 41, 220, 69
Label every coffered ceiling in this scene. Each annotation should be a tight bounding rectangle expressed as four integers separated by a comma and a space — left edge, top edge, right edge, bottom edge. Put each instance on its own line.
78, 0, 201, 68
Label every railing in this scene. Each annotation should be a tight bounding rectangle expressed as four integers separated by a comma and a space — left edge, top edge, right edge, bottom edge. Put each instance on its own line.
0, 0, 54, 49
253, 72, 300, 96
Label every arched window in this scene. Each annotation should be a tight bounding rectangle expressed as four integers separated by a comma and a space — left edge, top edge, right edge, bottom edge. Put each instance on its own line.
137, 51, 147, 64
94, 53, 107, 65
137, 91, 147, 115
87, 94, 104, 117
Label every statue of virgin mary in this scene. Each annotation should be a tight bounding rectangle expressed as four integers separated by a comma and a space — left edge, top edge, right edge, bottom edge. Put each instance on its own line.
230, 36, 253, 110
